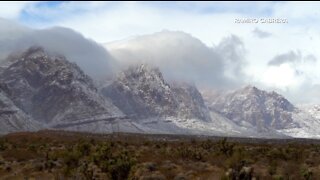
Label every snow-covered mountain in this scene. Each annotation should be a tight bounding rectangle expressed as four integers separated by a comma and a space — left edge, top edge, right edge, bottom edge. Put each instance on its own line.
1, 46, 320, 138
0, 46, 123, 128
99, 65, 289, 137
0, 82, 42, 134
171, 82, 211, 121
205, 85, 298, 132
278, 104, 320, 138
202, 85, 320, 138
101, 64, 211, 121
298, 104, 320, 120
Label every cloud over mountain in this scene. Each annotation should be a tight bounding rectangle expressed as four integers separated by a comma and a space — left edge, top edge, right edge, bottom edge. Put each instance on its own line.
0, 18, 116, 80
106, 30, 248, 90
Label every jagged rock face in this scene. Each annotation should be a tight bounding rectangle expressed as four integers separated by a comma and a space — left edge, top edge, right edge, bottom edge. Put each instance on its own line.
207, 86, 297, 131
0, 46, 122, 124
101, 64, 211, 121
171, 83, 211, 121
0, 83, 41, 134
101, 64, 177, 118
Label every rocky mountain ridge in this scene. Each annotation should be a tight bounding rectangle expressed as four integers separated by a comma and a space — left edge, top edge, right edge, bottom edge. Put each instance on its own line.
205, 85, 298, 132
0, 46, 320, 138
0, 46, 123, 129
101, 64, 211, 122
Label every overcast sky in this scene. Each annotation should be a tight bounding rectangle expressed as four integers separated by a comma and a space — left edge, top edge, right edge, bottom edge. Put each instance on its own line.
1, 1, 320, 104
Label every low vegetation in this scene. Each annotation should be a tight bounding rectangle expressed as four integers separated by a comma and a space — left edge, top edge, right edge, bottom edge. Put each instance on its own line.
0, 130, 319, 179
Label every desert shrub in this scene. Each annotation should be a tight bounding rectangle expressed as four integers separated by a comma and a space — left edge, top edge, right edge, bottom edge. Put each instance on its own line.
311, 144, 320, 153
265, 146, 304, 163
268, 161, 277, 176
300, 166, 313, 180
45, 159, 56, 170
89, 138, 96, 145
175, 146, 205, 161
154, 143, 161, 149
5, 165, 12, 172
0, 139, 6, 151
224, 165, 254, 180
108, 151, 136, 180
39, 144, 49, 151
92, 143, 136, 180
28, 144, 37, 152
79, 161, 94, 180
283, 163, 299, 180
285, 147, 304, 162
33, 162, 44, 171
225, 154, 246, 171
190, 138, 197, 145
201, 139, 214, 151
267, 148, 287, 161
62, 149, 81, 176
63, 151, 80, 168
77, 141, 91, 157
92, 143, 112, 165
255, 146, 269, 154
143, 141, 151, 146
216, 138, 234, 157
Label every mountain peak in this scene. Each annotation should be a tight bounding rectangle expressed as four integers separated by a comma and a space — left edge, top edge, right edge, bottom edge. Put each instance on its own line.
244, 85, 258, 90
128, 63, 161, 75
22, 46, 46, 57
208, 86, 297, 131
118, 64, 167, 90
102, 64, 211, 121
240, 85, 261, 94
0, 46, 122, 124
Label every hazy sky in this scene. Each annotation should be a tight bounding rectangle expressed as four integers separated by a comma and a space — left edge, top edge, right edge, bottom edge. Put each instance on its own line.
1, 1, 320, 103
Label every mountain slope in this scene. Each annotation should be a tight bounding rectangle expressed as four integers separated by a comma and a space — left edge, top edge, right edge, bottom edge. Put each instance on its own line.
0, 46, 123, 127
205, 86, 299, 132
277, 104, 320, 138
0, 83, 41, 134
101, 64, 211, 121
171, 82, 211, 121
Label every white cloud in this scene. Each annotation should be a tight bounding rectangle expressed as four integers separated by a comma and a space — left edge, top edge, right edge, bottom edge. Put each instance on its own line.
0, 2, 34, 19
0, 19, 116, 80
262, 64, 300, 89
1, 2, 320, 103
106, 31, 247, 90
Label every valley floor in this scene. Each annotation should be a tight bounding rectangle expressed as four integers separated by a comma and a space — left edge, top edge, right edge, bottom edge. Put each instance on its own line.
0, 130, 319, 179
